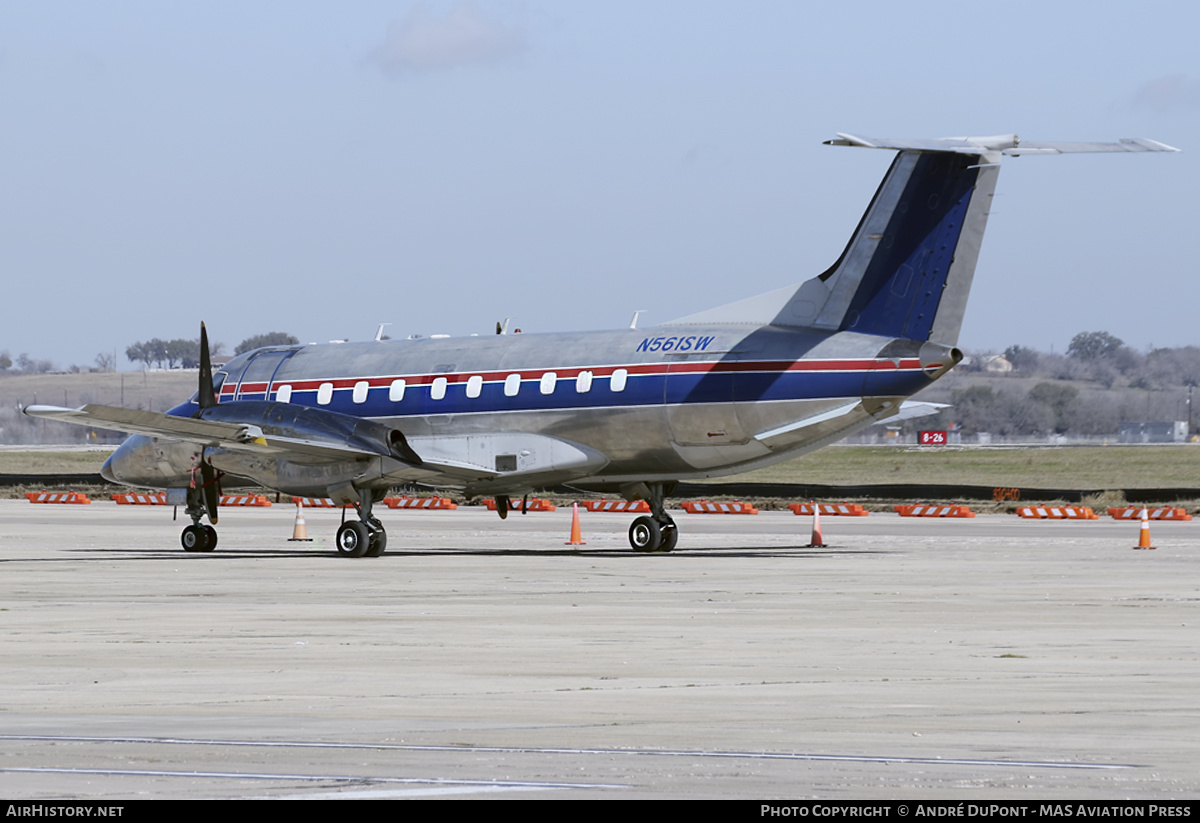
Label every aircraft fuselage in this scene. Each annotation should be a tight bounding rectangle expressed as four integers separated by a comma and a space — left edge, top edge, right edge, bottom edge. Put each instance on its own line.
103, 322, 952, 498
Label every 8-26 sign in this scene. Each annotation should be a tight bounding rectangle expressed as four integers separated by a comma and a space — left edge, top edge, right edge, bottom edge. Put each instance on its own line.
919, 430, 947, 445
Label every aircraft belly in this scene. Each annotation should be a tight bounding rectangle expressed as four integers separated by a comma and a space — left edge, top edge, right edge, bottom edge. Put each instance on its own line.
205, 449, 372, 498
379, 405, 692, 479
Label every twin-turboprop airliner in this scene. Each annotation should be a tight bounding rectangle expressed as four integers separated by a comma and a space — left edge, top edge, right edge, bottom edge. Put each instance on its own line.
27, 133, 1177, 556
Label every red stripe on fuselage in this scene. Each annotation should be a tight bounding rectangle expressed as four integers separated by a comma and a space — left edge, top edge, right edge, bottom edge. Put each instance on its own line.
218, 358, 925, 399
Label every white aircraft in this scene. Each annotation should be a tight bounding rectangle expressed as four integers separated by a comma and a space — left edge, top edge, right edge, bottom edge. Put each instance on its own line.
27, 133, 1177, 556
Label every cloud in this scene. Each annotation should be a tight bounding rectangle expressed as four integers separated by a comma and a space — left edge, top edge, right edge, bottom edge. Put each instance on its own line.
369, 2, 529, 74
1130, 74, 1200, 113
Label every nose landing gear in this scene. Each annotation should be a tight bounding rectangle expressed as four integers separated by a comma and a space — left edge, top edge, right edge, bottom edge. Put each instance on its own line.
181, 522, 218, 552
180, 485, 219, 552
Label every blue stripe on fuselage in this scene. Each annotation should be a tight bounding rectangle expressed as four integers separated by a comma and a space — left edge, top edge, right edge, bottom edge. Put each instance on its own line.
221, 366, 930, 418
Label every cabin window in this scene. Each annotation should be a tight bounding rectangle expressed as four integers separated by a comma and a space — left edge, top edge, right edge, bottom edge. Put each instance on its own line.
352, 381, 369, 404
275, 384, 292, 403
611, 368, 628, 392
431, 377, 448, 400
389, 379, 406, 402
576, 370, 593, 393
540, 372, 557, 395
466, 375, 483, 399
317, 382, 334, 405
504, 373, 521, 397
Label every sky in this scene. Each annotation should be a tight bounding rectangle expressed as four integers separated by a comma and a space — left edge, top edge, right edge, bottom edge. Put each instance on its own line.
2, 1, 1197, 369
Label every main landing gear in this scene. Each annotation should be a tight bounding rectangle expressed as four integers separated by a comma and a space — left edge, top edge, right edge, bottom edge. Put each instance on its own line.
335, 492, 387, 558
626, 481, 678, 553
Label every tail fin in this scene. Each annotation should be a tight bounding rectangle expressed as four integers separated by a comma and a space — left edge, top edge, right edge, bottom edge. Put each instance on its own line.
666, 133, 1177, 346
821, 147, 995, 345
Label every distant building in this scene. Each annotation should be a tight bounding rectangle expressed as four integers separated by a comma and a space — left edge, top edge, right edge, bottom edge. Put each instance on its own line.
981, 354, 1013, 374
1117, 422, 1188, 443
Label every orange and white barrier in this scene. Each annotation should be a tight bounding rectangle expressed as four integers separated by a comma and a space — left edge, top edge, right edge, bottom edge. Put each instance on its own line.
1108, 506, 1192, 521
1016, 505, 1098, 520
483, 498, 557, 512
384, 496, 458, 510
219, 494, 272, 507
894, 504, 975, 518
681, 500, 759, 514
581, 499, 651, 513
25, 491, 91, 504
112, 492, 168, 505
290, 497, 345, 508
789, 502, 869, 517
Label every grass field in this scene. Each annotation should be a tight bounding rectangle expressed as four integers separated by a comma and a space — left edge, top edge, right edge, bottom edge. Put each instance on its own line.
713, 444, 1200, 489
4, 444, 1199, 494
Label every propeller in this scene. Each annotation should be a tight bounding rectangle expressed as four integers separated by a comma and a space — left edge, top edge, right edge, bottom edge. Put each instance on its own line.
200, 459, 220, 525
198, 321, 216, 410
195, 322, 220, 524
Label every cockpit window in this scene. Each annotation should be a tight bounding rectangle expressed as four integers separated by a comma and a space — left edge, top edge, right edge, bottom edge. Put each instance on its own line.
189, 371, 229, 405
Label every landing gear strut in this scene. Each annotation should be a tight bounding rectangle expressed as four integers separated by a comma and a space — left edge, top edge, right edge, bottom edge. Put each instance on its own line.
336, 491, 387, 558
626, 481, 678, 553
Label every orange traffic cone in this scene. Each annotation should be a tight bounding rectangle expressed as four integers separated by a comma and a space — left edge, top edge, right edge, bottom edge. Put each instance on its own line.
565, 502, 586, 545
1134, 507, 1155, 550
289, 499, 312, 542
807, 502, 826, 548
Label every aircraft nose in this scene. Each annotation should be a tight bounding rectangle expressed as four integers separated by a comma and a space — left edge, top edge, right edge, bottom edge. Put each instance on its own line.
101, 436, 145, 484
100, 451, 116, 484
100, 446, 122, 483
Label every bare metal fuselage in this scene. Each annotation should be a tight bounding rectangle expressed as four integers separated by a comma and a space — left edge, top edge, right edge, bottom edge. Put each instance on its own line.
103, 322, 954, 499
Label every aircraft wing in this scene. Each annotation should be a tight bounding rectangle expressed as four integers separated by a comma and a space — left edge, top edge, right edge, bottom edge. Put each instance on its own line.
24, 403, 606, 489
23, 403, 385, 462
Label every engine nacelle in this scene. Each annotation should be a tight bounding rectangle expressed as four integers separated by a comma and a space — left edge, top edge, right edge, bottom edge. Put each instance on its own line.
199, 401, 421, 465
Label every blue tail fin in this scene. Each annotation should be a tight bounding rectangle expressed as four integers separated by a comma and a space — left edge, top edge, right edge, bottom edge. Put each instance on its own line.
829, 149, 994, 343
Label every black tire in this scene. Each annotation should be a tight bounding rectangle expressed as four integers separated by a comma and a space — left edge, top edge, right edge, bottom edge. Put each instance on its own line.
659, 523, 679, 553
365, 528, 387, 557
628, 516, 662, 553
181, 524, 215, 552
336, 521, 370, 558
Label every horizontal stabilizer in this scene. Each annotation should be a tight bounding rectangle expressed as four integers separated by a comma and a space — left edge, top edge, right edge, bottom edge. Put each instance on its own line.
825, 133, 1180, 156
877, 400, 950, 422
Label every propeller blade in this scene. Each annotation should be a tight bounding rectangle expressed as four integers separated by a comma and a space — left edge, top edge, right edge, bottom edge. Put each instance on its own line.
198, 322, 216, 410
200, 458, 219, 525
